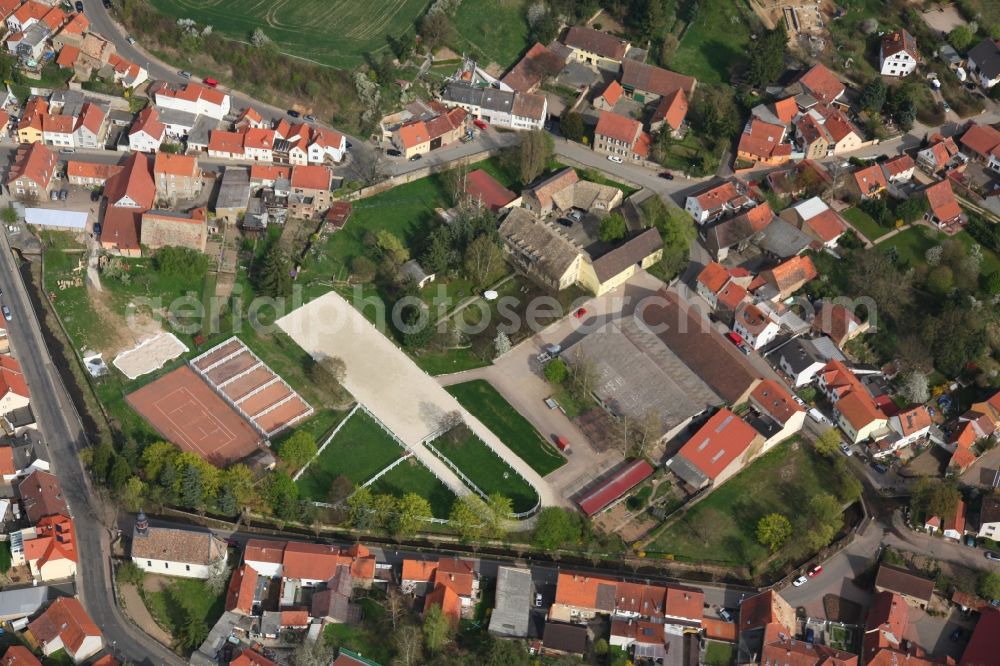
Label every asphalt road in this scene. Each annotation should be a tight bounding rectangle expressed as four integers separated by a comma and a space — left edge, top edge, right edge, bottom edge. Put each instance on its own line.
0, 230, 184, 666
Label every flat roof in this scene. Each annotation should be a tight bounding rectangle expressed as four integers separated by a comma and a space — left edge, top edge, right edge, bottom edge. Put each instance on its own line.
24, 208, 87, 230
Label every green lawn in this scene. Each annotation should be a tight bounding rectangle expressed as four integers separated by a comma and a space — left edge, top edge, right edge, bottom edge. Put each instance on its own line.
296, 410, 405, 501
876, 225, 937, 267
148, 0, 429, 68
411, 346, 490, 375
842, 207, 891, 241
321, 599, 394, 665
446, 380, 565, 476
453, 0, 530, 68
704, 641, 736, 666
648, 440, 841, 569
431, 428, 538, 513
143, 577, 226, 653
670, 0, 755, 83
955, 230, 1000, 277
42, 233, 114, 350
368, 457, 455, 518
0, 542, 10, 574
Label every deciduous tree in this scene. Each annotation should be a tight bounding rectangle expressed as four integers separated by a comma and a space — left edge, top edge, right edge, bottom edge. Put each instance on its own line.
278, 430, 317, 471
449, 494, 488, 541
544, 358, 568, 384
814, 428, 841, 457
560, 111, 585, 142
756, 513, 793, 552
532, 507, 580, 549
513, 130, 553, 185
464, 234, 502, 286
395, 492, 432, 534
599, 213, 627, 242
422, 604, 452, 652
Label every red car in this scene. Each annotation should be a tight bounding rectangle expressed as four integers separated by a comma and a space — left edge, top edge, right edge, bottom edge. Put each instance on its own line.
574, 308, 587, 319
808, 565, 823, 577
554, 436, 570, 451
473, 119, 488, 130
203, 77, 219, 88
726, 331, 744, 346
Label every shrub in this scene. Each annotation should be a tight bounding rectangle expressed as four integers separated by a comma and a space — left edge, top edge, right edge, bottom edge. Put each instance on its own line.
153, 246, 208, 278
544, 358, 568, 384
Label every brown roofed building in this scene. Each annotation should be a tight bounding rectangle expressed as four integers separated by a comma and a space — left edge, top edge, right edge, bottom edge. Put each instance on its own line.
668, 408, 765, 489
874, 564, 934, 609
586, 228, 663, 295
18, 470, 67, 525
562, 26, 630, 68
288, 165, 333, 219
462, 169, 518, 212
924, 179, 965, 233
6, 143, 57, 199
737, 118, 792, 166
502, 42, 565, 93
26, 598, 102, 663
154, 152, 201, 203
759, 255, 817, 300
130, 517, 228, 579
521, 167, 579, 216
101, 152, 155, 256
649, 88, 688, 135
0, 646, 42, 666
594, 111, 647, 162
620, 59, 697, 102
959, 123, 1000, 162
797, 63, 845, 105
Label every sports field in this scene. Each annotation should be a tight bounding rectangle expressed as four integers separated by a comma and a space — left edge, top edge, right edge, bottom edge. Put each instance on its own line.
148, 0, 430, 68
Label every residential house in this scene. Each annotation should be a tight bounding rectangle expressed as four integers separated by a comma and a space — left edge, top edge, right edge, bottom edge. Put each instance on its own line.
917, 135, 962, 174
702, 201, 775, 262
780, 196, 847, 248
140, 208, 208, 252
509, 92, 547, 130
21, 514, 76, 582
128, 107, 165, 153
5, 1, 49, 35
108, 54, 148, 89
310, 564, 361, 624
667, 408, 764, 490
543, 622, 588, 656
887, 405, 932, 450
960, 123, 1000, 163
277, 541, 377, 592
593, 80, 623, 111
0, 647, 41, 666
925, 499, 966, 540
812, 301, 869, 347
77, 33, 114, 70
737, 118, 791, 166
961, 608, 1000, 666
213, 167, 251, 225
619, 59, 697, 103
441, 81, 513, 127
488, 566, 532, 638
873, 564, 934, 609
207, 130, 246, 160
15, 98, 44, 144
548, 570, 703, 630
0, 355, 29, 415
796, 104, 863, 157
609, 620, 683, 660
100, 152, 155, 256
737, 591, 797, 665
593, 111, 648, 162
757, 255, 817, 301
695, 261, 736, 309
401, 558, 479, 609
749, 379, 806, 440
520, 167, 622, 217
240, 127, 276, 162
732, 302, 780, 350
18, 470, 66, 524
561, 26, 630, 70
288, 165, 332, 219
977, 495, 1000, 541
796, 63, 846, 105
229, 649, 278, 666
924, 179, 965, 233
69, 162, 122, 189
151, 81, 231, 120
501, 42, 565, 93
648, 88, 688, 135
794, 112, 830, 160
462, 169, 518, 212
6, 143, 57, 200
879, 29, 919, 77
498, 207, 586, 291
852, 163, 888, 199
154, 152, 201, 203
72, 103, 106, 149
8, 23, 50, 61
967, 38, 1000, 90
25, 598, 102, 663
306, 126, 347, 164
424, 582, 462, 626
684, 179, 755, 224
766, 159, 832, 198
583, 228, 662, 296
817, 359, 888, 443
880, 154, 916, 184
393, 108, 466, 159
761, 634, 858, 666
862, 591, 909, 665
41, 112, 74, 149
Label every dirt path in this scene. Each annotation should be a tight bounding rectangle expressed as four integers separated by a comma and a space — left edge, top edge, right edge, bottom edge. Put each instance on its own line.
119, 583, 174, 647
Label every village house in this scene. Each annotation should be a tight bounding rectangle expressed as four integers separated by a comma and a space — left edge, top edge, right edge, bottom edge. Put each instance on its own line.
885, 405, 933, 451
648, 88, 688, 136
128, 107, 165, 153
0, 355, 30, 416
812, 301, 868, 348
880, 154, 916, 184
977, 495, 1000, 540
462, 169, 519, 212
618, 58, 696, 103
795, 63, 846, 105
441, 81, 546, 131
130, 512, 227, 578
561, 26, 630, 70
852, 163, 888, 199
924, 179, 965, 233
749, 379, 806, 438
288, 165, 333, 219
924, 499, 967, 540
879, 29, 919, 77
18, 514, 77, 582
151, 81, 231, 120
593, 80, 622, 111
667, 408, 765, 490
968, 38, 1000, 90
916, 134, 963, 174
213, 166, 251, 226
1, 646, 42, 666
25, 598, 102, 663
497, 208, 585, 291
140, 208, 208, 253
519, 167, 622, 217
72, 102, 106, 149
736, 118, 792, 166
392, 108, 467, 159
780, 197, 847, 248
732, 302, 780, 350
756, 255, 818, 301
100, 152, 156, 256
874, 564, 934, 610
702, 201, 775, 262
863, 591, 909, 664
6, 142, 57, 200
77, 33, 114, 70
593, 111, 649, 162
153, 152, 201, 203
18, 470, 67, 525
959, 123, 1000, 163
816, 359, 888, 443
737, 591, 798, 664
695, 262, 745, 309
684, 179, 756, 225
501, 42, 565, 94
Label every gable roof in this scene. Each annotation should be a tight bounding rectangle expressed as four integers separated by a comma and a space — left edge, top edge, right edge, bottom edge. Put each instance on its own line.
675, 408, 760, 482
525, 167, 578, 210
244, 538, 284, 566
798, 63, 844, 104
27, 597, 101, 655
599, 79, 623, 106
290, 165, 331, 191
697, 261, 731, 294
6, 143, 57, 189
925, 179, 962, 223
502, 42, 563, 93
0, 355, 28, 401
739, 119, 792, 162
229, 648, 278, 666
894, 405, 931, 437
620, 59, 697, 97
104, 151, 155, 209
762, 255, 817, 296
18, 470, 67, 524
961, 607, 1000, 666
774, 96, 798, 124
131, 525, 226, 566
224, 563, 257, 614
0, 646, 41, 666
592, 228, 662, 282
595, 110, 641, 145
281, 541, 375, 581
881, 29, 918, 60
960, 123, 1000, 157
463, 169, 517, 211
24, 514, 77, 567
875, 564, 934, 602
751, 379, 804, 425
577, 459, 654, 517
652, 88, 688, 131
499, 207, 583, 283
130, 106, 164, 141
562, 26, 629, 60
424, 582, 461, 625
882, 154, 915, 178
853, 164, 888, 195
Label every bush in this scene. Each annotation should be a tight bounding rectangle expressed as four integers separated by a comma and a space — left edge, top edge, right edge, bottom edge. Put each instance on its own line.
153, 246, 208, 278
544, 358, 567, 384
116, 560, 146, 585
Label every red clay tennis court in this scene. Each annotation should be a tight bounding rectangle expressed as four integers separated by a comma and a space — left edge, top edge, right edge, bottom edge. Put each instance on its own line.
126, 365, 263, 465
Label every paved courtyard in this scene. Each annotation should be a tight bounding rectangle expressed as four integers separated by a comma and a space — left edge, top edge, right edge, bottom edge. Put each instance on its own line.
277, 291, 562, 507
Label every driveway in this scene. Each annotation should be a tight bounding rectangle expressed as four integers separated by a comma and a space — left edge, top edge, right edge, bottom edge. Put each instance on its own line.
276, 291, 562, 510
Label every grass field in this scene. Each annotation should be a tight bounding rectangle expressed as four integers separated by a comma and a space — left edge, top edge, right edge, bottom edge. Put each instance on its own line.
446, 380, 565, 476
842, 207, 891, 241
148, 0, 430, 68
368, 457, 455, 518
876, 225, 937, 267
454, 0, 530, 68
671, 0, 755, 83
704, 641, 736, 666
296, 410, 404, 501
143, 577, 225, 653
648, 441, 839, 569
432, 428, 538, 513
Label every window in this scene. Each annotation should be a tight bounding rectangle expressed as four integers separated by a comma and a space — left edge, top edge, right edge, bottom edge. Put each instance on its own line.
164, 562, 168, 568
147, 560, 152, 566
186, 565, 191, 571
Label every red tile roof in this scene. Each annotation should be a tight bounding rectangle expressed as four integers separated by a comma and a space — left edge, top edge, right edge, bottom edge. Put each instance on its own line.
154, 152, 197, 178
864, 591, 908, 658
280, 609, 309, 627
804, 209, 847, 243
620, 59, 697, 97
398, 120, 429, 149
60, 11, 88, 35
0, 647, 41, 666
24, 513, 77, 571
595, 110, 642, 145
425, 582, 462, 625
882, 154, 915, 178
55, 45, 79, 68
281, 541, 376, 581
554, 571, 702, 623
653, 88, 688, 131
463, 169, 516, 211
0, 354, 28, 400
676, 408, 759, 482
19, 470, 67, 524
249, 164, 292, 183
100, 208, 141, 252
6, 143, 57, 190
717, 281, 748, 311
960, 123, 1000, 157
290, 165, 331, 191
819, 105, 858, 143
401, 559, 437, 584
224, 563, 257, 614
229, 648, 278, 666
751, 379, 804, 425
27, 597, 100, 656
577, 459, 654, 516
600, 79, 623, 106
798, 63, 844, 104
75, 103, 105, 136
697, 261, 731, 294
961, 607, 1000, 666
244, 539, 284, 565
774, 97, 798, 124
896, 406, 931, 436
925, 179, 962, 223
763, 255, 817, 296
738, 118, 792, 162
130, 107, 164, 141
881, 29, 918, 60
208, 130, 244, 155
853, 164, 888, 195
692, 181, 740, 210
0, 447, 13, 477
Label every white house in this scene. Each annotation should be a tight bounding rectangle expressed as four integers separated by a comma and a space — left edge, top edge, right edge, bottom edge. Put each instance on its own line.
130, 513, 228, 579
968, 39, 1000, 90
684, 180, 749, 224
978, 496, 1000, 540
879, 30, 919, 77
243, 127, 276, 162
306, 127, 347, 164
27, 597, 103, 663
151, 81, 231, 120
880, 154, 916, 184
0, 356, 30, 416
41, 114, 75, 149
72, 103, 106, 150
244, 538, 286, 578
732, 301, 780, 350
128, 107, 164, 153
888, 405, 932, 449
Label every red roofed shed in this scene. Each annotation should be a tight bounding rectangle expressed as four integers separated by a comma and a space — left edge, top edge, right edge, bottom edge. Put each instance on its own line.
577, 459, 654, 517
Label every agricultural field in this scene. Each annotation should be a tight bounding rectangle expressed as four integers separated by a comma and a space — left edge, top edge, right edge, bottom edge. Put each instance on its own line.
295, 410, 404, 501
148, 0, 430, 68
453, 0, 530, 70
446, 380, 566, 476
670, 0, 756, 84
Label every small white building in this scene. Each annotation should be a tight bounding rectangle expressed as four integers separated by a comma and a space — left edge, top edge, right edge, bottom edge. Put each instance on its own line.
130, 512, 228, 579
732, 301, 780, 350
879, 30, 919, 77
978, 495, 1000, 540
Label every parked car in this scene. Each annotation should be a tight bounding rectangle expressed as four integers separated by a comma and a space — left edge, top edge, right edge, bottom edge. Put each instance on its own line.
203, 77, 219, 88
304, 114, 316, 123
985, 551, 1000, 562
554, 436, 570, 452
534, 593, 543, 607
385, 149, 402, 157
287, 109, 301, 118
473, 119, 488, 130
1, 306, 10, 321
178, 70, 192, 79
607, 155, 624, 164
567, 210, 583, 222
792, 576, 808, 587
49, 190, 59, 201
574, 307, 587, 319
75, 0, 83, 11
726, 331, 744, 347
717, 607, 734, 623
808, 565, 823, 577
556, 218, 572, 227
59, 189, 68, 201
90, 190, 101, 202
409, 154, 422, 161
941, 100, 951, 113
659, 171, 674, 180
839, 443, 853, 457
873, 463, 888, 474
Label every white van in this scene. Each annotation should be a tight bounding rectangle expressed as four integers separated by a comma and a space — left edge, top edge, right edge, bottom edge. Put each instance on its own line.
808, 408, 830, 425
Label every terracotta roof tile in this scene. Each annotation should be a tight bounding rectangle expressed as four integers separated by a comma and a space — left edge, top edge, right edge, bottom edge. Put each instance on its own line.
751, 379, 804, 425
27, 597, 100, 656
463, 169, 516, 211
925, 179, 962, 223
798, 63, 844, 104
289, 165, 331, 191
600, 80, 623, 106
697, 261, 731, 294
959, 123, 1000, 157
652, 88, 688, 131
154, 152, 197, 178
676, 408, 760, 482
